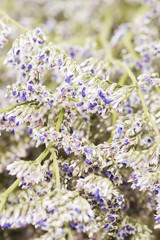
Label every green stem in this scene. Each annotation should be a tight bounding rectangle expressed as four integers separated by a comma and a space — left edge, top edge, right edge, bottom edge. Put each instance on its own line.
99, 11, 114, 61
0, 10, 27, 33
108, 110, 117, 143
122, 32, 138, 60
119, 72, 128, 85
35, 147, 50, 164
137, 87, 160, 137
56, 108, 65, 132
51, 108, 65, 188
0, 102, 29, 114
99, 12, 119, 143
100, 15, 160, 139
114, 59, 160, 137
67, 228, 74, 240
155, 87, 160, 94
0, 178, 21, 212
0, 56, 6, 65
0, 146, 51, 213
68, 97, 79, 102
112, 110, 117, 126
51, 150, 61, 189
113, 60, 137, 85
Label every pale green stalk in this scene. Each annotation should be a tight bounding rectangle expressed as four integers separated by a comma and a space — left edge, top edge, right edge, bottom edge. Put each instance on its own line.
56, 108, 65, 132
0, 56, 6, 65
108, 110, 117, 143
67, 227, 74, 240
0, 10, 27, 32
114, 59, 160, 138
51, 150, 61, 189
51, 108, 65, 188
35, 147, 50, 164
0, 146, 51, 212
99, 11, 114, 61
119, 72, 128, 85
0, 178, 21, 212
100, 19, 160, 139
122, 32, 138, 60
0, 102, 29, 114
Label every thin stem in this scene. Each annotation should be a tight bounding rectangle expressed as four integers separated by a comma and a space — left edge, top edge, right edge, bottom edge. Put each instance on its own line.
112, 110, 117, 126
99, 12, 119, 142
0, 102, 29, 114
137, 87, 160, 137
51, 108, 65, 188
0, 178, 21, 212
99, 12, 120, 143
51, 150, 61, 189
0, 56, 6, 64
119, 72, 128, 85
67, 227, 74, 240
35, 147, 50, 164
0, 10, 27, 33
100, 14, 160, 139
114, 59, 160, 137
56, 108, 65, 132
155, 87, 160, 94
68, 97, 79, 102
113, 59, 137, 85
0, 146, 51, 213
108, 110, 117, 143
99, 11, 114, 61
122, 32, 138, 60
119, 65, 134, 85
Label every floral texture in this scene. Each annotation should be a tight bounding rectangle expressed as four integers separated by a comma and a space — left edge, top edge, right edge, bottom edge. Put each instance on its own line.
0, 0, 160, 240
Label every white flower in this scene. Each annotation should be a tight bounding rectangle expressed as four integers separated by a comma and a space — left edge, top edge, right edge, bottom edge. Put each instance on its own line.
7, 159, 50, 186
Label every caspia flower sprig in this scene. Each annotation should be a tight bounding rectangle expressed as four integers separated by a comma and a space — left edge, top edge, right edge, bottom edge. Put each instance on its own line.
1, 1, 160, 239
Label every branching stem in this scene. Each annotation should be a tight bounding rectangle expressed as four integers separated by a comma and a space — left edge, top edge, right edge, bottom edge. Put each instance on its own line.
100, 22, 160, 138
35, 147, 50, 164
114, 59, 160, 138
